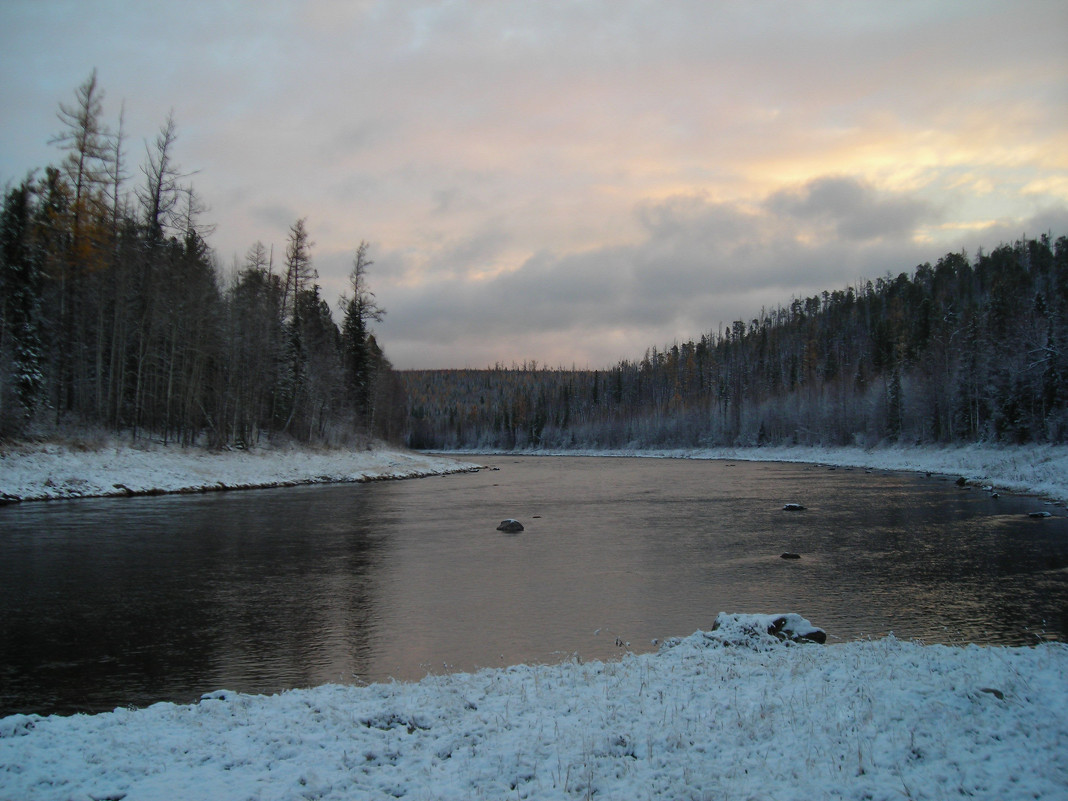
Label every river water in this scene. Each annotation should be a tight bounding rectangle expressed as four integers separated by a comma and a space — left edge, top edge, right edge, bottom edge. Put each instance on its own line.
2, 456, 1066, 716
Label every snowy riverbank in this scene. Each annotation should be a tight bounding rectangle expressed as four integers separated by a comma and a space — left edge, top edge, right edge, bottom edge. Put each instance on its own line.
3, 613, 1066, 800
0, 439, 481, 503
451, 442, 1068, 504
3, 438, 1065, 506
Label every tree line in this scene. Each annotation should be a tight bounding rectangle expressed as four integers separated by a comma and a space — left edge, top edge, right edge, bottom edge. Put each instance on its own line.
404, 234, 1068, 450
0, 72, 404, 445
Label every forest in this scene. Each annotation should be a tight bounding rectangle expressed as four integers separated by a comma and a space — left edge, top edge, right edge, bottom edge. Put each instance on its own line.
404, 233, 1068, 450
0, 72, 404, 445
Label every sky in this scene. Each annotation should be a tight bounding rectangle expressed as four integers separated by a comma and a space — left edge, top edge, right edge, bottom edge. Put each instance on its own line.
2, 1, 1067, 369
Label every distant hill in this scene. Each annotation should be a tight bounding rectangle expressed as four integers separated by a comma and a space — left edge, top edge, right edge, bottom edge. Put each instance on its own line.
402, 235, 1068, 450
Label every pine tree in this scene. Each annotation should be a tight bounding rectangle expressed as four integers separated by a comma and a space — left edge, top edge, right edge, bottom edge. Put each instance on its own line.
0, 182, 46, 429
886, 366, 903, 442
277, 219, 315, 433
341, 241, 384, 425
280, 218, 314, 325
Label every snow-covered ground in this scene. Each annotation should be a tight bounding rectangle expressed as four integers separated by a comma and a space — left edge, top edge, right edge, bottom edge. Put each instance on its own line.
686, 442, 1068, 503
451, 442, 1068, 504
2, 613, 1065, 800
3, 442, 1067, 799
0, 440, 481, 503
3, 438, 1065, 505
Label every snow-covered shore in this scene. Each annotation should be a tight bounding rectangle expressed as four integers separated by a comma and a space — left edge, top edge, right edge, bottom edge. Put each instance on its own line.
3, 614, 1065, 800
3, 438, 1065, 505
0, 440, 481, 503
448, 442, 1068, 504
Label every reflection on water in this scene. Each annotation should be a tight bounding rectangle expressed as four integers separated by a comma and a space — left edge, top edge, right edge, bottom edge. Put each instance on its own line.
1, 456, 1066, 716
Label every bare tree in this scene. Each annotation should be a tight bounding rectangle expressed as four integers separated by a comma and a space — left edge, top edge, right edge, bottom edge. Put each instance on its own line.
137, 112, 184, 242
51, 68, 111, 257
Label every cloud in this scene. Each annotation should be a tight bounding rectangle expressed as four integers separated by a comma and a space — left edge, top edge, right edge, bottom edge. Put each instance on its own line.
377, 177, 1068, 369
766, 176, 934, 241
250, 203, 301, 232
376, 179, 949, 367
2, 1, 1066, 370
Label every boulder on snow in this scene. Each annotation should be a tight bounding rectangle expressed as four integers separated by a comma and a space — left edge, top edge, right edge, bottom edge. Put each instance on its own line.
713, 612, 826, 646
765, 615, 827, 644
496, 519, 524, 532
659, 613, 827, 652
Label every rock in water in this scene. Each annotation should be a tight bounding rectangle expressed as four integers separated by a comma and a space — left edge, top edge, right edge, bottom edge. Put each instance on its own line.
780, 552, 801, 559
497, 519, 524, 532
782, 503, 806, 511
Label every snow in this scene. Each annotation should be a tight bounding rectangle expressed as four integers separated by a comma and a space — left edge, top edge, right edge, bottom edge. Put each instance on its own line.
448, 442, 1068, 504
0, 440, 482, 503
2, 613, 1065, 800
3, 442, 1068, 798
3, 438, 1065, 506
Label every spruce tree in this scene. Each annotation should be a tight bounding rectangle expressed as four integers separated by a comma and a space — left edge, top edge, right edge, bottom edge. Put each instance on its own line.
0, 182, 45, 429
341, 241, 384, 425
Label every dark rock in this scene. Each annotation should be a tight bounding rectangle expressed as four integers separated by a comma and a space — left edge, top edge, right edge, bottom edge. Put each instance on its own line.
955, 476, 967, 486
780, 552, 802, 560
797, 628, 827, 644
782, 503, 806, 511
497, 519, 524, 532
1029, 511, 1052, 519
765, 615, 826, 644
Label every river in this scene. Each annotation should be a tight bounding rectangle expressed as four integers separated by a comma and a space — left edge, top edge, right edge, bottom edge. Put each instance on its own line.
1, 455, 1066, 716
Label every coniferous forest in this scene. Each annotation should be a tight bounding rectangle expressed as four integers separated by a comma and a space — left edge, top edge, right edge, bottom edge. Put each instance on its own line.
404, 234, 1068, 450
0, 73, 404, 445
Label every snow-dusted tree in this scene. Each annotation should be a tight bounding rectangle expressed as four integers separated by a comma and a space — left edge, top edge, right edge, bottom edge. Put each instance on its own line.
280, 217, 314, 325
48, 70, 114, 420
295, 284, 342, 441
224, 242, 283, 444
0, 182, 45, 431
340, 241, 384, 425
276, 218, 316, 433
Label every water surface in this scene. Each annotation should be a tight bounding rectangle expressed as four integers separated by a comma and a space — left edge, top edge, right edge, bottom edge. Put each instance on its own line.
1, 456, 1066, 716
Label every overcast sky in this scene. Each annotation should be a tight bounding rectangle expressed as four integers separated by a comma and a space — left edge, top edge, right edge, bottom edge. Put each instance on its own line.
2, 1, 1066, 369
